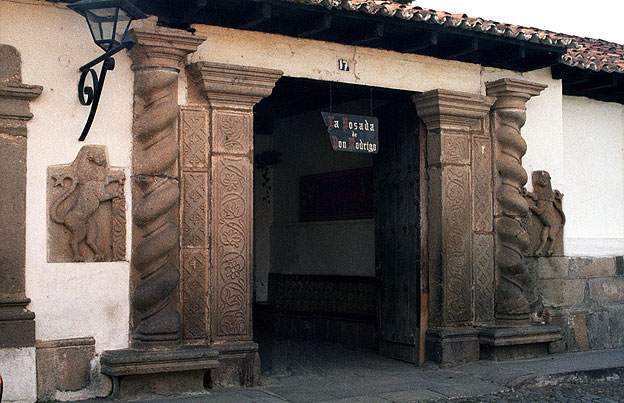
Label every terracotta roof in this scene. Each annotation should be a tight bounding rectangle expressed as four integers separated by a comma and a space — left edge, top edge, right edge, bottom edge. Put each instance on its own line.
284, 0, 624, 75
562, 37, 624, 74
283, 0, 575, 47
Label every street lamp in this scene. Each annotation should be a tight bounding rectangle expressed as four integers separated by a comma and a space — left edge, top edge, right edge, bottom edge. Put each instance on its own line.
67, 0, 147, 141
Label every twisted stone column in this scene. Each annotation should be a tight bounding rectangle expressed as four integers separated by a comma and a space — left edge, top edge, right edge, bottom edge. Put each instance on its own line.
486, 79, 546, 326
127, 26, 205, 347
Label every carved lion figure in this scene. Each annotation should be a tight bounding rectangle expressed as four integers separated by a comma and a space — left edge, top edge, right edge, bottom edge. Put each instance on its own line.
49, 146, 124, 262
524, 170, 565, 257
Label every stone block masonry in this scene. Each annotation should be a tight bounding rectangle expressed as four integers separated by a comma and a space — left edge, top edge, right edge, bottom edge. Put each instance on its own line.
526, 256, 624, 353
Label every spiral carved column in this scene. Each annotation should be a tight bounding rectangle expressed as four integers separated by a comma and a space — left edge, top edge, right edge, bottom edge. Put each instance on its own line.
486, 79, 546, 327
127, 26, 206, 347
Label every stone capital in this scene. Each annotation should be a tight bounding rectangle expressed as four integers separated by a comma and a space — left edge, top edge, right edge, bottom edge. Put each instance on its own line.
414, 89, 494, 167
188, 62, 282, 109
127, 27, 206, 71
0, 83, 42, 137
486, 78, 547, 110
413, 89, 494, 132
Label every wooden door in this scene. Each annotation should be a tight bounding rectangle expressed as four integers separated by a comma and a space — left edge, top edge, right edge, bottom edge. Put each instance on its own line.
374, 102, 421, 363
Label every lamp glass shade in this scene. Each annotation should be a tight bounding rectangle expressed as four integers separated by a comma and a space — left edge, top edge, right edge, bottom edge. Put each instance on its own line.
69, 0, 146, 51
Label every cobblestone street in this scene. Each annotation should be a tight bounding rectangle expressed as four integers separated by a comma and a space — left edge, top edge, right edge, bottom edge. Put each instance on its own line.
433, 377, 624, 402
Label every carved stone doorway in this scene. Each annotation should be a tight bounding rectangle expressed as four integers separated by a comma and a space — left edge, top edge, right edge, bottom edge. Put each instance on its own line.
251, 77, 424, 369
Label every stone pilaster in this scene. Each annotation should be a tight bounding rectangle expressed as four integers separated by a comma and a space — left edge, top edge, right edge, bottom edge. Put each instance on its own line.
100, 25, 219, 401
486, 78, 546, 326
414, 89, 494, 365
188, 61, 282, 386
0, 44, 42, 348
126, 25, 206, 347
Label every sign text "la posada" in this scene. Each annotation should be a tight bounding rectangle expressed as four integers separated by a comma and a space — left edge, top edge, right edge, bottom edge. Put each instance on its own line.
321, 112, 379, 154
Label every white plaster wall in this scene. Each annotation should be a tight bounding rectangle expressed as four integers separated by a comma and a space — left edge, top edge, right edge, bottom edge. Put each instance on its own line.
0, 347, 36, 403
191, 25, 482, 94
562, 96, 624, 256
0, 0, 133, 352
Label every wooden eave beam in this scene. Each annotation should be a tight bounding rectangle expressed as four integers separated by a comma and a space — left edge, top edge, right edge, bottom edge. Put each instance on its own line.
396, 31, 438, 53
477, 44, 526, 68
238, 2, 272, 29
350, 22, 384, 46
296, 13, 332, 37
566, 74, 618, 92
520, 52, 561, 72
436, 37, 479, 59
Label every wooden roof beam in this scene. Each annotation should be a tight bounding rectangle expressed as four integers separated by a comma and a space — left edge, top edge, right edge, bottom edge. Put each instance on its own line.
567, 74, 618, 92
350, 23, 384, 46
296, 13, 332, 37
238, 2, 271, 29
437, 37, 478, 59
397, 31, 438, 53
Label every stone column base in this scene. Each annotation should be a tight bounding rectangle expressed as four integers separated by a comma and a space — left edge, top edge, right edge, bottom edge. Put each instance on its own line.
100, 346, 219, 400
208, 341, 260, 387
0, 297, 35, 348
478, 325, 562, 361
425, 327, 479, 367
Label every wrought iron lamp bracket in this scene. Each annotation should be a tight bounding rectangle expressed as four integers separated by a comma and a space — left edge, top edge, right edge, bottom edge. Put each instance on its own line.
77, 37, 135, 141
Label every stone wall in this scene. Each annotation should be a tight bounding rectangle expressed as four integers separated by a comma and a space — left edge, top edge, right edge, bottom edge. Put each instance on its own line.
527, 256, 624, 352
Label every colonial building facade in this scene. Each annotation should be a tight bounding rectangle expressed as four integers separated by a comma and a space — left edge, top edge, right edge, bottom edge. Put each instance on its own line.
1, 0, 623, 401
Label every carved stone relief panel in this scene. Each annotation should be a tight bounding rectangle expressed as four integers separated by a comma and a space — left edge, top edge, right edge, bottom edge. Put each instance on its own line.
211, 156, 252, 341
441, 165, 472, 324
47, 145, 126, 262
473, 234, 494, 323
522, 170, 565, 257
441, 134, 471, 165
182, 172, 208, 248
181, 108, 209, 168
180, 106, 210, 343
472, 136, 493, 232
471, 133, 494, 324
212, 111, 252, 155
181, 249, 209, 340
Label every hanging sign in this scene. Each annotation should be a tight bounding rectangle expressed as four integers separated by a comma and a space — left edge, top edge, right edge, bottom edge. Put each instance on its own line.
321, 112, 379, 154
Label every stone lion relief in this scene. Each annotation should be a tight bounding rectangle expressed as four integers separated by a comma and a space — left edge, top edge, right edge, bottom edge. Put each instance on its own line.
522, 170, 565, 257
48, 145, 126, 262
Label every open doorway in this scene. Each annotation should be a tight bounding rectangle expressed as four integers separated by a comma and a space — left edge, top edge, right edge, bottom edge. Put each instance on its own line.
252, 77, 422, 373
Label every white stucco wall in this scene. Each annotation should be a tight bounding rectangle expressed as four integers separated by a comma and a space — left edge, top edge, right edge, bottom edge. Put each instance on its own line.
191, 25, 482, 94
562, 96, 624, 256
0, 0, 133, 352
